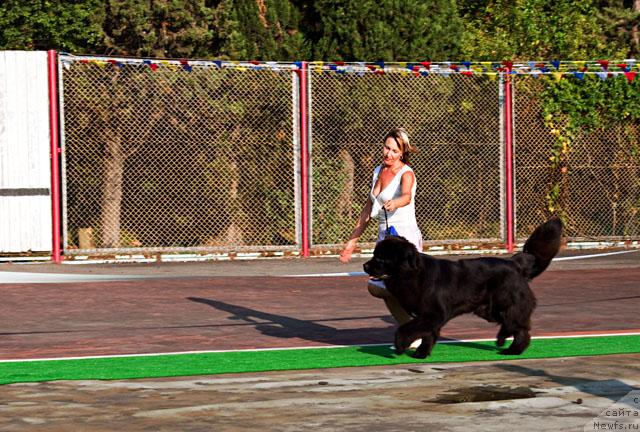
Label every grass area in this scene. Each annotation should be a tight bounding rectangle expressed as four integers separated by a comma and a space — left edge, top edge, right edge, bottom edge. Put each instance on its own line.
2, 335, 639, 385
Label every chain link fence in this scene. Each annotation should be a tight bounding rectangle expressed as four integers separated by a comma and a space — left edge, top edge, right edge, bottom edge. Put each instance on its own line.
58, 56, 640, 257
309, 71, 503, 249
60, 56, 299, 254
514, 76, 640, 241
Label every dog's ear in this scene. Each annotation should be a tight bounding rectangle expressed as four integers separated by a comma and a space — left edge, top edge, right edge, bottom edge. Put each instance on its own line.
401, 242, 420, 272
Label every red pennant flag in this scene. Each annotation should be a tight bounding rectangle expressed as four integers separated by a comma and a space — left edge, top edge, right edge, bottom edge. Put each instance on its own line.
624, 71, 637, 83
333, 61, 345, 66
249, 60, 261, 65
419, 61, 432, 70
460, 71, 473, 76
597, 60, 609, 70
449, 64, 459, 71
502, 60, 514, 70
149, 63, 158, 71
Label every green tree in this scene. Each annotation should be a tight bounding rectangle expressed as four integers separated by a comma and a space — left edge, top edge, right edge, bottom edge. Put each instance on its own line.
306, 0, 463, 61
598, 0, 640, 57
459, 0, 626, 60
213, 0, 309, 60
102, 0, 213, 58
0, 0, 103, 52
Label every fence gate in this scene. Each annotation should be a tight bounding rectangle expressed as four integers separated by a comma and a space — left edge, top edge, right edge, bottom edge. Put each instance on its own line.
0, 51, 52, 254
59, 55, 300, 256
308, 65, 505, 250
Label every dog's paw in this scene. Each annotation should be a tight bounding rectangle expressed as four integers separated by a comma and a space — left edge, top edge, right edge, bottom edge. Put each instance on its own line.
496, 337, 506, 347
394, 334, 409, 355
411, 350, 429, 359
500, 346, 525, 356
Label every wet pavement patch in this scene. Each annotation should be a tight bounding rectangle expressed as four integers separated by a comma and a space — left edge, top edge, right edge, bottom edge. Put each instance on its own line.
431, 385, 540, 404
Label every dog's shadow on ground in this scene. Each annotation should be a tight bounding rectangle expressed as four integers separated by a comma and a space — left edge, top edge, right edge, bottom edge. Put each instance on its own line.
187, 297, 502, 359
187, 297, 397, 355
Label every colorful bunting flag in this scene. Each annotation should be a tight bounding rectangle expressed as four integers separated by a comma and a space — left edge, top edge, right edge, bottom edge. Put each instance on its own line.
56, 54, 640, 84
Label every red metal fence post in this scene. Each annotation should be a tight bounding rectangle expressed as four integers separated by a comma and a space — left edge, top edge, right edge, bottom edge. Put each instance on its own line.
297, 62, 310, 257
47, 50, 62, 263
504, 73, 515, 253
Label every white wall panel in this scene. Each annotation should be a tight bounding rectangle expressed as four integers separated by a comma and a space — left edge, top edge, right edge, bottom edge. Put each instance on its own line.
0, 51, 52, 253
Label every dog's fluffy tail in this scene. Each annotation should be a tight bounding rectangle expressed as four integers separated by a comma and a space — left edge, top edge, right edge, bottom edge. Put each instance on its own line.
512, 217, 563, 279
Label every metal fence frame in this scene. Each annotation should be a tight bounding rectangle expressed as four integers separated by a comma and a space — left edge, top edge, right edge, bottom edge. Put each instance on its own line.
53, 55, 640, 260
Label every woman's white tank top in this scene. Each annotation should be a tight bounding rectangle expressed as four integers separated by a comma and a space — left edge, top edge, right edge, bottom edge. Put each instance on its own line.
369, 164, 422, 250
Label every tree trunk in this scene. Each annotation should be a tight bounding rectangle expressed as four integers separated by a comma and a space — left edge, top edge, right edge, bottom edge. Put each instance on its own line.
223, 157, 244, 245
336, 149, 354, 222
100, 133, 125, 248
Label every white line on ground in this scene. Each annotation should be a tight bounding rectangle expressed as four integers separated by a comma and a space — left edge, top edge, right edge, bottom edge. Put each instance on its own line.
283, 249, 640, 277
552, 249, 640, 261
0, 272, 155, 284
2, 331, 639, 363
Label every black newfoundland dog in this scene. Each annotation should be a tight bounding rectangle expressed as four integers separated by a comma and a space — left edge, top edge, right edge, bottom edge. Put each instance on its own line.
363, 218, 563, 359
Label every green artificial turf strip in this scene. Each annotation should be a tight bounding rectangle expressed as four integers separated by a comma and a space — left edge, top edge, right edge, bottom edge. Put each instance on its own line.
1, 335, 639, 385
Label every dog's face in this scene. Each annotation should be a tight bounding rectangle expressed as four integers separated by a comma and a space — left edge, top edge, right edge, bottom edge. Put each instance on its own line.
363, 236, 420, 280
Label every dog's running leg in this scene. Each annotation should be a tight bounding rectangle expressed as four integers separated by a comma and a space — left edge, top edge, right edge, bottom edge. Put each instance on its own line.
413, 325, 444, 359
502, 328, 531, 355
496, 326, 512, 348
395, 317, 442, 359
500, 286, 535, 355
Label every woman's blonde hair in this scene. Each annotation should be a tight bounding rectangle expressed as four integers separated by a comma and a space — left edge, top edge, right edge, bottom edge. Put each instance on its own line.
385, 127, 418, 164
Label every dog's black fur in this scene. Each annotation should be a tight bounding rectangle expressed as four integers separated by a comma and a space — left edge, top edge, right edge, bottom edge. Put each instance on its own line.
363, 218, 563, 359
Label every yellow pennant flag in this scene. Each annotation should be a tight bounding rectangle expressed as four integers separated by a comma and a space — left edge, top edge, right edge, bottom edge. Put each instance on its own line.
553, 72, 563, 82
160, 60, 174, 70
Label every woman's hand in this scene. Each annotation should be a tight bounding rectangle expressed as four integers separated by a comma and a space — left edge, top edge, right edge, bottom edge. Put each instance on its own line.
340, 240, 357, 263
383, 199, 397, 212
